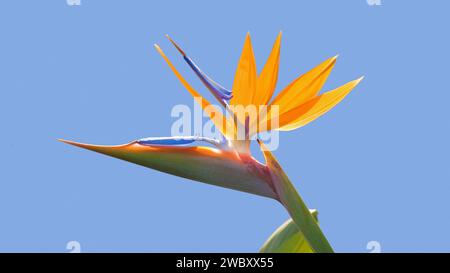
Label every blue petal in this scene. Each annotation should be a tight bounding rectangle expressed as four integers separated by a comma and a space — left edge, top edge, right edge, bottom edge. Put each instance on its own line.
183, 55, 233, 101
166, 35, 233, 103
137, 136, 223, 147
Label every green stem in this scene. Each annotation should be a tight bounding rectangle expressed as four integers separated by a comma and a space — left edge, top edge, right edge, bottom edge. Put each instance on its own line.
259, 141, 333, 253
274, 169, 334, 253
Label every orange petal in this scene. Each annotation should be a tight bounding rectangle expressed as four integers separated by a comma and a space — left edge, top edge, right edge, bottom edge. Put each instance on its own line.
256, 32, 282, 107
270, 55, 338, 115
275, 77, 363, 131
230, 33, 257, 108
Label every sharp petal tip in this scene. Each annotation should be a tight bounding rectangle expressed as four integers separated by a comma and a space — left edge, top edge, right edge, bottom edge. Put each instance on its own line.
165, 35, 186, 56
58, 138, 76, 145
329, 55, 339, 63
59, 139, 135, 157
154, 44, 165, 55
58, 139, 95, 149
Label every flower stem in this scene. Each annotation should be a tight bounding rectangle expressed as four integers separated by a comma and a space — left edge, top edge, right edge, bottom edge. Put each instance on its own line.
274, 169, 334, 253
259, 140, 334, 253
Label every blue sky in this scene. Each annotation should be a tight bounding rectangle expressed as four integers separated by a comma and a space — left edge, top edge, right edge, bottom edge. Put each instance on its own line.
0, 0, 449, 252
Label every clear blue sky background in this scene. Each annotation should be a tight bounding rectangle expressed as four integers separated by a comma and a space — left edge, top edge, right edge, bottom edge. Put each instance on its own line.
1, 1, 449, 252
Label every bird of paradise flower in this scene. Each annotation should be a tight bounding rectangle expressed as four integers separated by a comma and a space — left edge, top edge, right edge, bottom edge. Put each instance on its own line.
60, 32, 363, 253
